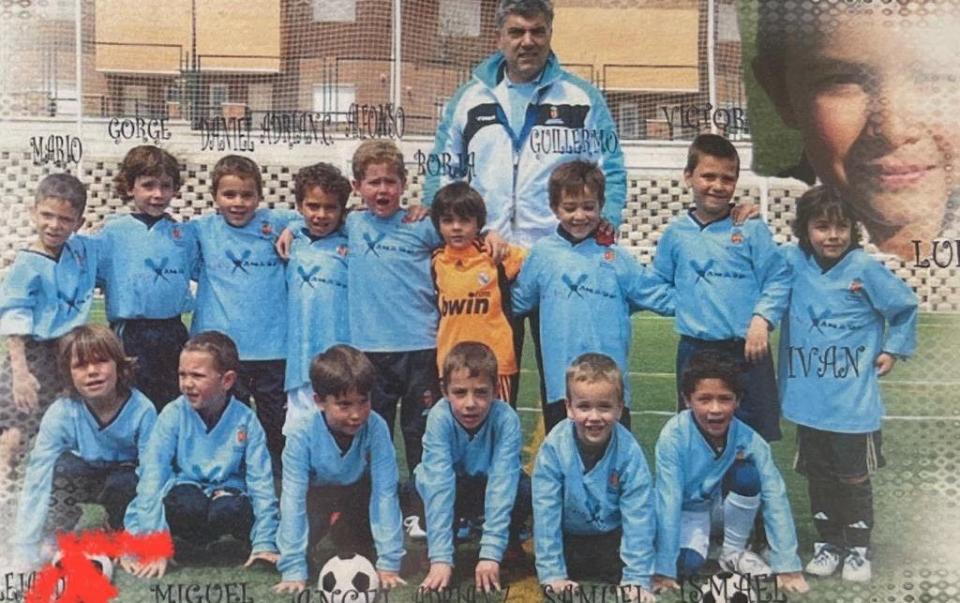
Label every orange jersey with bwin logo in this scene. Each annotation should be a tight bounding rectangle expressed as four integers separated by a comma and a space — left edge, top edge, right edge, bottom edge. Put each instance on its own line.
431, 241, 527, 376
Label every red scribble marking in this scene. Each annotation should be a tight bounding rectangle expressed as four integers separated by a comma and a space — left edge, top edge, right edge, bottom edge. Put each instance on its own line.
26, 530, 173, 603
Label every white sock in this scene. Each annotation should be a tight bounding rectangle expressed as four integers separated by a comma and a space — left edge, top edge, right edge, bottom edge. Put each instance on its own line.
722, 492, 761, 554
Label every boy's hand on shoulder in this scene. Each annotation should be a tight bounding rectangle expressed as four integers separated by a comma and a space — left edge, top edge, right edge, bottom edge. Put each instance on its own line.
480, 231, 509, 264
377, 569, 407, 590
475, 559, 501, 592
776, 572, 810, 593
651, 574, 680, 593
730, 202, 760, 225
596, 219, 616, 246
273, 580, 306, 594
244, 550, 279, 568
745, 315, 770, 363
275, 228, 294, 260
875, 352, 897, 377
420, 562, 453, 591
402, 204, 430, 222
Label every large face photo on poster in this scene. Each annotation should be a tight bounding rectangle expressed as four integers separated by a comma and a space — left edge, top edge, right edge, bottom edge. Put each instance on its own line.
0, 0, 957, 601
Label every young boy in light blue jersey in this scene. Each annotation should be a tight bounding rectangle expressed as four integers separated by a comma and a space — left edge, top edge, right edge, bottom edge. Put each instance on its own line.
532, 353, 656, 603
191, 155, 297, 468
123, 331, 279, 579
780, 186, 918, 582
652, 352, 808, 596
0, 174, 99, 479
12, 325, 156, 569
512, 160, 674, 433
274, 345, 404, 595
414, 342, 530, 594
652, 134, 791, 442
282, 163, 351, 434
97, 145, 196, 410
343, 140, 444, 477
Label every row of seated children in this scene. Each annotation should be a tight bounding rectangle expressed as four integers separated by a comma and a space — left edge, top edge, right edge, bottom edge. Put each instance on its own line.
10, 321, 805, 601
1, 133, 917, 587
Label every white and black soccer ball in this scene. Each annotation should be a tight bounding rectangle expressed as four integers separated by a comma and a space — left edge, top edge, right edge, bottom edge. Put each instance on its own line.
318, 553, 379, 603
699, 571, 757, 603
52, 551, 114, 596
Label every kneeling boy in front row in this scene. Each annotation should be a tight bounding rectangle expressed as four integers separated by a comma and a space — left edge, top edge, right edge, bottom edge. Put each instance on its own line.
652, 351, 808, 594
533, 353, 656, 603
414, 342, 531, 593
275, 345, 405, 594
123, 331, 280, 578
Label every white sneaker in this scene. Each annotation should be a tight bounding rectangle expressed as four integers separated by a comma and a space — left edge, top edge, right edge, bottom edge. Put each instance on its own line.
403, 515, 426, 540
805, 542, 842, 577
719, 548, 773, 576
841, 547, 872, 582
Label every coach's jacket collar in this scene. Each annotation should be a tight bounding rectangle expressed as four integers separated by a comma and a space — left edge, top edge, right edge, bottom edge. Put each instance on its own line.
472, 50, 563, 91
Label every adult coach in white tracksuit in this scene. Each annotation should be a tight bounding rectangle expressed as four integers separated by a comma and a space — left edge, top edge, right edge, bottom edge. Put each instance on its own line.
423, 0, 626, 406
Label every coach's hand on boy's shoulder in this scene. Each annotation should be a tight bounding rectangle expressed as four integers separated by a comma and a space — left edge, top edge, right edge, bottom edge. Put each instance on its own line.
474, 559, 501, 593
377, 569, 407, 590
651, 574, 679, 593
596, 219, 616, 246
244, 550, 279, 568
420, 561, 453, 591
745, 315, 771, 363
776, 571, 810, 594
479, 231, 509, 264
273, 580, 306, 594
730, 201, 759, 225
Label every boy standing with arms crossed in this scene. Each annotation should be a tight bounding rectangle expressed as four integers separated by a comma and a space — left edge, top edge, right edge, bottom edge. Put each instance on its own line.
653, 134, 791, 442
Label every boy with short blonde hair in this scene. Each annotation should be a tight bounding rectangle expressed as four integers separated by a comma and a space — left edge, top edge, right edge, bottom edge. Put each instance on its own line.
533, 353, 656, 601
344, 140, 443, 478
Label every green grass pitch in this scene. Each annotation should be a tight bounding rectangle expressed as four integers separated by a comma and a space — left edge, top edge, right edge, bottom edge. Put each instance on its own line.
62, 305, 960, 601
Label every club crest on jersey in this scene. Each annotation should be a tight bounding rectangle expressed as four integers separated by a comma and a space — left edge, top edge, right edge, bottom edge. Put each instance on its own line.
237, 428, 247, 444
730, 231, 744, 245
603, 250, 615, 262
261, 222, 273, 236
477, 271, 491, 286
544, 105, 563, 126
848, 279, 863, 293
608, 471, 620, 490
171, 226, 182, 240
336, 244, 348, 257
